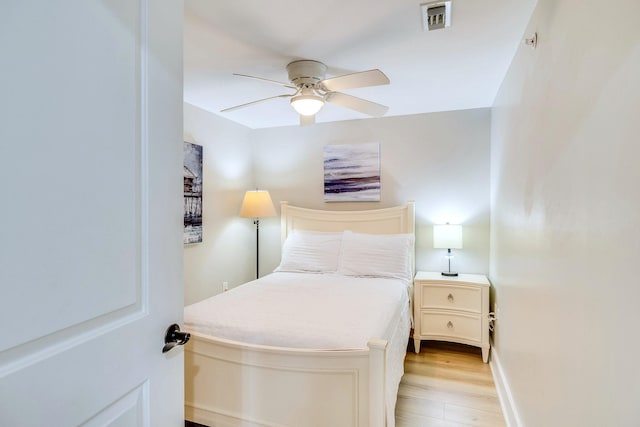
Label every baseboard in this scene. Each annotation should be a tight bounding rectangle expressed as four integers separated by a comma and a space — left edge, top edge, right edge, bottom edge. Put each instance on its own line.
489, 345, 523, 427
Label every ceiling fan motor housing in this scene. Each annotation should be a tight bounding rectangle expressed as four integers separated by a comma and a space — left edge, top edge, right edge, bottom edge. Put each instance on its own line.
287, 60, 327, 87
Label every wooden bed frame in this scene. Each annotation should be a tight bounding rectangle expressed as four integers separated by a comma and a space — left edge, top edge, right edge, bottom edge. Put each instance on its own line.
184, 201, 415, 427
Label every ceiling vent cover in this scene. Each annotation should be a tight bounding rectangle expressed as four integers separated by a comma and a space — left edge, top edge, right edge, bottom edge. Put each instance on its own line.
421, 1, 452, 31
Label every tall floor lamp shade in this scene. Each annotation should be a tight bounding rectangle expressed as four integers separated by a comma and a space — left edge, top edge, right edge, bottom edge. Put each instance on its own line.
433, 223, 463, 277
240, 190, 277, 279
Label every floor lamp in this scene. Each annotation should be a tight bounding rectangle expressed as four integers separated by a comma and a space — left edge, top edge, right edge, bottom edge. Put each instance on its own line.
240, 190, 276, 279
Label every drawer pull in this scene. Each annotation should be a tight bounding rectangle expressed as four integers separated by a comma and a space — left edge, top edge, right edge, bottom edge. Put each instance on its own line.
447, 293, 454, 303
447, 321, 454, 329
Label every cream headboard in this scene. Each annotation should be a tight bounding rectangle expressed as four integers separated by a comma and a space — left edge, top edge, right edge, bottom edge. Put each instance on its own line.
280, 201, 416, 274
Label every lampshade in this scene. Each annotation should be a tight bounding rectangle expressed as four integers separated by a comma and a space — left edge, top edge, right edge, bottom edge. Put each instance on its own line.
239, 190, 277, 219
433, 224, 463, 249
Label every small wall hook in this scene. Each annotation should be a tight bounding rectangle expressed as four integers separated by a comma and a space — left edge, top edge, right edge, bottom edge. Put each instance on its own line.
524, 32, 538, 49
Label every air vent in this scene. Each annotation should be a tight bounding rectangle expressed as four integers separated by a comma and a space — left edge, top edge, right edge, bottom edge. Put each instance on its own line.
421, 1, 452, 31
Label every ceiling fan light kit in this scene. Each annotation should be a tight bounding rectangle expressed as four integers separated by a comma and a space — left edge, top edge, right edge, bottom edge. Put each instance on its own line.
290, 85, 325, 116
290, 94, 324, 116
222, 59, 390, 125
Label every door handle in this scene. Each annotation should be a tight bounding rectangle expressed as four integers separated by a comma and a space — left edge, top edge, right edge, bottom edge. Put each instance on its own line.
162, 323, 190, 354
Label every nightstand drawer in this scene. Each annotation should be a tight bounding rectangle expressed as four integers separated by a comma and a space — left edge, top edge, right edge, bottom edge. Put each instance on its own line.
420, 311, 482, 342
419, 284, 481, 312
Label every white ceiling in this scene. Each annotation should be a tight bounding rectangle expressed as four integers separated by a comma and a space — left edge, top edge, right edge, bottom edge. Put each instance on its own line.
184, 0, 537, 129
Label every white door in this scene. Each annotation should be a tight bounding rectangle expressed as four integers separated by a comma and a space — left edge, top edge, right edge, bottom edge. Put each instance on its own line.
0, 1, 184, 426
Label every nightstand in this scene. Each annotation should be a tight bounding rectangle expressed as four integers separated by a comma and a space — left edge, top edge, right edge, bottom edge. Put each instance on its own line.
413, 271, 490, 362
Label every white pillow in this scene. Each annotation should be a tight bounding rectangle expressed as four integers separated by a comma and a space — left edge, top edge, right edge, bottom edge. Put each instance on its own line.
338, 231, 414, 281
275, 230, 343, 273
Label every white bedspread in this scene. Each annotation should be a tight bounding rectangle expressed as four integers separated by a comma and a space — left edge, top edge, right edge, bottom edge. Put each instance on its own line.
184, 271, 410, 350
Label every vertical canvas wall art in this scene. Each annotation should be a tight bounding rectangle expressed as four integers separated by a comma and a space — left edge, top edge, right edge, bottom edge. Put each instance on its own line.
184, 142, 203, 244
324, 143, 380, 202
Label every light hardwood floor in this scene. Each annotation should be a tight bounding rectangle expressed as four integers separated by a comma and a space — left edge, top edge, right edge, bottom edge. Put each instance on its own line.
396, 341, 506, 427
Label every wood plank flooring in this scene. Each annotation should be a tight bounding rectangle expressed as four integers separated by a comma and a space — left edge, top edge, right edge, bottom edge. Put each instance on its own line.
396, 341, 505, 427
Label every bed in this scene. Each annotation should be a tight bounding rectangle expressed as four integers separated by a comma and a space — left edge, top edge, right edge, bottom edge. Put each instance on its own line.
184, 201, 415, 427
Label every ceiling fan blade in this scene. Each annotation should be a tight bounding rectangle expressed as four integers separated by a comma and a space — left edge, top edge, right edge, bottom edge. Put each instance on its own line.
233, 73, 296, 90
300, 114, 316, 126
319, 69, 389, 92
220, 94, 293, 113
326, 92, 389, 117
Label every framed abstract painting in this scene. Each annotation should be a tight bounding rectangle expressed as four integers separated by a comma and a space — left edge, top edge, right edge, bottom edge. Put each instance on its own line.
323, 143, 380, 202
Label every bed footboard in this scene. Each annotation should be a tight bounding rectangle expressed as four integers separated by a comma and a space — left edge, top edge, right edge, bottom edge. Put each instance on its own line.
184, 332, 387, 427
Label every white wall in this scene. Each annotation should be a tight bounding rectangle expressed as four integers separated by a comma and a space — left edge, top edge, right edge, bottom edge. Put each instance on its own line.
490, 0, 640, 425
183, 103, 256, 305
251, 110, 492, 277
184, 107, 492, 299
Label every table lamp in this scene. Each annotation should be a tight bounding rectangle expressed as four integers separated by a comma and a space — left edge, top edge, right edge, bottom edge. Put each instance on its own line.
433, 223, 463, 277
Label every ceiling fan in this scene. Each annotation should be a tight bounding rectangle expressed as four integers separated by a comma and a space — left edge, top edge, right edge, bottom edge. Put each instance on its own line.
221, 60, 390, 125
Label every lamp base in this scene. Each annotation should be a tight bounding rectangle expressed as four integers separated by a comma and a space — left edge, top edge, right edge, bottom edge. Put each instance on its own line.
441, 271, 459, 277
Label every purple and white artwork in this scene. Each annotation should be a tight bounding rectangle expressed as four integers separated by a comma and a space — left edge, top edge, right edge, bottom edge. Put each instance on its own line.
323, 143, 380, 202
